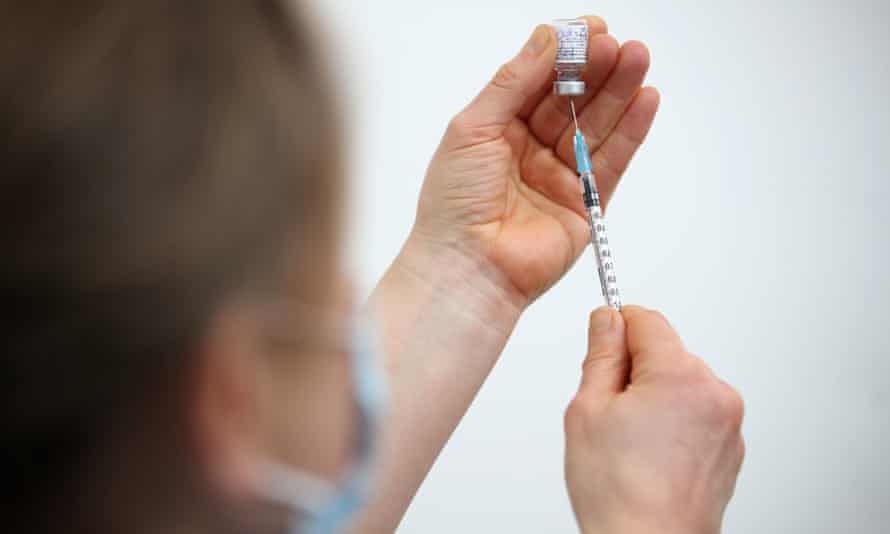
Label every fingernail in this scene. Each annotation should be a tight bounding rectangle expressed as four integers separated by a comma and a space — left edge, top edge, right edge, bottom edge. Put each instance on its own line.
589, 306, 613, 335
523, 25, 551, 57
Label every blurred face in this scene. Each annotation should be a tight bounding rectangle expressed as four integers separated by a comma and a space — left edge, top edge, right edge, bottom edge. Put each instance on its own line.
253, 276, 359, 481
194, 266, 364, 519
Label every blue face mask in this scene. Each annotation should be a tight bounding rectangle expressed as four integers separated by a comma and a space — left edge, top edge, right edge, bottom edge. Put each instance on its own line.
259, 317, 387, 534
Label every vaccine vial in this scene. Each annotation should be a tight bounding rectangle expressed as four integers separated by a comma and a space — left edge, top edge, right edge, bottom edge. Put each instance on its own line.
552, 19, 588, 96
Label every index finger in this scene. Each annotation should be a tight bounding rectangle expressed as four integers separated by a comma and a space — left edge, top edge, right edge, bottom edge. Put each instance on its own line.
621, 305, 687, 381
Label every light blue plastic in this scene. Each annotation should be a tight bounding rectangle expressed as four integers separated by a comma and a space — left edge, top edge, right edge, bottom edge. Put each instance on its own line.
574, 129, 592, 173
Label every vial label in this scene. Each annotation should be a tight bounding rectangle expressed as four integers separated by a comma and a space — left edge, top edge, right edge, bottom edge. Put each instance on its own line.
555, 23, 587, 64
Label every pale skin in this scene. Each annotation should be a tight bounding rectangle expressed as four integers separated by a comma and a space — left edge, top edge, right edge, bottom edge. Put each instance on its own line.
193, 15, 743, 534
564, 306, 745, 534
354, 16, 743, 533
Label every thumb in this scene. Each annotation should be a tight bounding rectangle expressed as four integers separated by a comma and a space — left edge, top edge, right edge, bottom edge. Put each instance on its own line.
446, 24, 555, 145
576, 306, 629, 404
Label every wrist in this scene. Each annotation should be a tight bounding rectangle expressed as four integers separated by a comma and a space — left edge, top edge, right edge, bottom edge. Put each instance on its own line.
395, 228, 527, 325
369, 229, 526, 364
576, 516, 716, 534
356, 229, 529, 533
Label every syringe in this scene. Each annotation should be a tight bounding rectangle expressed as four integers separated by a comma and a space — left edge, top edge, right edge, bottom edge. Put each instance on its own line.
570, 100, 622, 310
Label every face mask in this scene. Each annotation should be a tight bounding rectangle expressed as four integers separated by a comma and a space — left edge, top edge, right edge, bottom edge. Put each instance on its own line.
259, 316, 387, 534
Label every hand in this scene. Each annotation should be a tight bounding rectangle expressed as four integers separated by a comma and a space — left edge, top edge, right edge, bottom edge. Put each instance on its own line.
565, 306, 745, 534
408, 17, 659, 305
358, 20, 658, 531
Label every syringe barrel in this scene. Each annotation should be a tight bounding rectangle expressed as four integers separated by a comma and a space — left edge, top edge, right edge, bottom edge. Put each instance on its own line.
580, 171, 621, 310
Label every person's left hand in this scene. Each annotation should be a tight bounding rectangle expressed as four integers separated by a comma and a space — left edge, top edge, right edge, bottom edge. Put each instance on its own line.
406, 17, 658, 307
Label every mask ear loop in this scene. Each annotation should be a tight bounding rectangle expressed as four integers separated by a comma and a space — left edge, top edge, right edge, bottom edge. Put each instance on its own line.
259, 462, 337, 513
258, 312, 388, 534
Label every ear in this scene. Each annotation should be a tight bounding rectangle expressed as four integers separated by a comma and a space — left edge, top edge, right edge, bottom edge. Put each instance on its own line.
189, 306, 266, 501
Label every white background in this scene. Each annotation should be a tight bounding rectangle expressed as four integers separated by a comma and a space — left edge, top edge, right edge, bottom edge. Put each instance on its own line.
312, 1, 890, 532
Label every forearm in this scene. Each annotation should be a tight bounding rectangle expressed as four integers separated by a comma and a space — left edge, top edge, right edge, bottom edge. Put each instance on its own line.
352, 232, 526, 532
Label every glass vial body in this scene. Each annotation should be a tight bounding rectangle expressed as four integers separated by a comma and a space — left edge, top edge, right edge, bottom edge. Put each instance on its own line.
552, 18, 588, 96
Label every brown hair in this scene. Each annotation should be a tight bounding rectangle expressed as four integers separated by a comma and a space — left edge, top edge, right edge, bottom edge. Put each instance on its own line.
1, 1, 339, 529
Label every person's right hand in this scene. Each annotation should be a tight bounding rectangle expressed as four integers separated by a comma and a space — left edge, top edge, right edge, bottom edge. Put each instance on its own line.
564, 306, 745, 534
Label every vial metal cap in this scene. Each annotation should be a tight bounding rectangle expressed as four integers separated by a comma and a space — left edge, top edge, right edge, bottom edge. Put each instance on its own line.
553, 80, 586, 96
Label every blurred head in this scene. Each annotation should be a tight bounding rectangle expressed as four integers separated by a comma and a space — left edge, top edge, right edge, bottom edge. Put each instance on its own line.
1, 2, 360, 532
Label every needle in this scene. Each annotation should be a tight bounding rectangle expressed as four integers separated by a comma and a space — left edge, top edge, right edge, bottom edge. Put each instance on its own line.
570, 97, 622, 310
570, 98, 579, 131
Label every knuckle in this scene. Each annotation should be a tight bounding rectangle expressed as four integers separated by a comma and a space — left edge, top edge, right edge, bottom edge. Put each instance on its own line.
581, 350, 622, 379
491, 61, 522, 92
445, 112, 504, 147
683, 353, 714, 381
563, 403, 582, 433
591, 151, 623, 182
663, 355, 746, 432
564, 396, 595, 433
664, 352, 709, 384
672, 356, 743, 423
719, 383, 746, 428
697, 378, 744, 428
580, 350, 604, 373
446, 112, 471, 138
